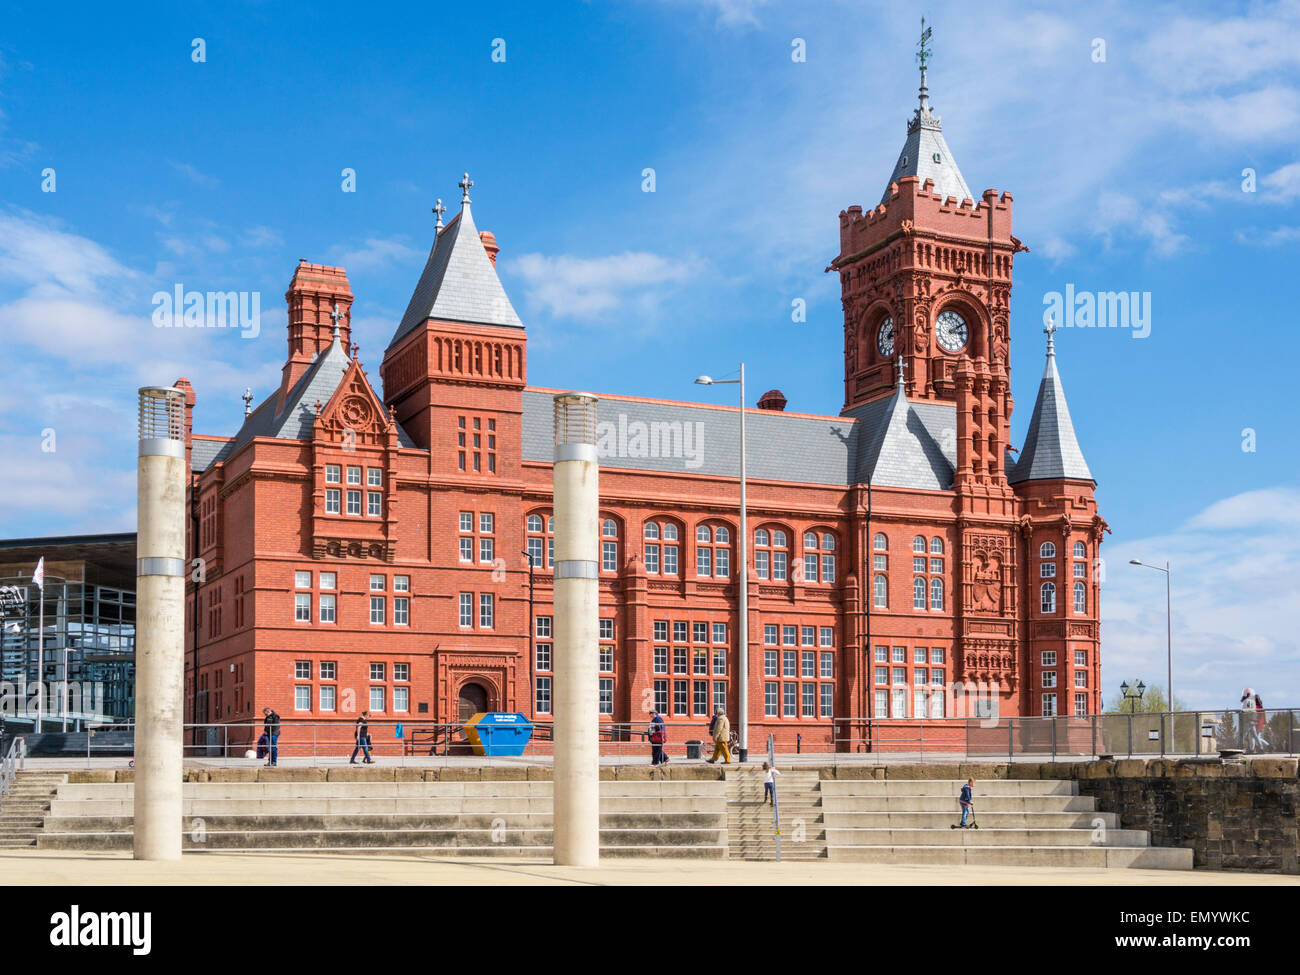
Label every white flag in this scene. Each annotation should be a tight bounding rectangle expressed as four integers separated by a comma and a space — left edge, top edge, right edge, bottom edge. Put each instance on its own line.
32, 556, 45, 591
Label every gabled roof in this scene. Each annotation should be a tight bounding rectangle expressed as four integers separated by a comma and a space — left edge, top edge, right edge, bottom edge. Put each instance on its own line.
191, 335, 416, 473
1009, 335, 1093, 484
881, 79, 972, 205
389, 197, 523, 350
850, 372, 955, 490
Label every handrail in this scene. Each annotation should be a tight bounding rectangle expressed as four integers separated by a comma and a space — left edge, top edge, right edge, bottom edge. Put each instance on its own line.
1, 735, 27, 809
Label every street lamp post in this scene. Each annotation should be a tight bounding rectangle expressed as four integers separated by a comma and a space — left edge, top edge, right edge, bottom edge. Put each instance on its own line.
522, 550, 535, 717
1129, 559, 1172, 710
1120, 680, 1146, 714
695, 365, 748, 761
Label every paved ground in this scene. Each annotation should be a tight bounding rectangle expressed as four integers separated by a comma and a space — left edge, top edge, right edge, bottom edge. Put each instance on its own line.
2, 850, 1295, 885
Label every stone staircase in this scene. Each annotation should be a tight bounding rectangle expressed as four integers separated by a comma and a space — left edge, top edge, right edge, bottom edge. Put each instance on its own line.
0, 772, 65, 848
34, 777, 727, 858
821, 778, 1194, 869
725, 767, 826, 860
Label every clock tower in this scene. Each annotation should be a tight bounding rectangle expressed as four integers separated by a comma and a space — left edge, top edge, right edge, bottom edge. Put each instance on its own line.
832, 20, 1024, 417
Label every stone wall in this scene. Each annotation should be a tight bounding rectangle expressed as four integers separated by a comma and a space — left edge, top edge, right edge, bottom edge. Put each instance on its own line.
1075, 757, 1300, 873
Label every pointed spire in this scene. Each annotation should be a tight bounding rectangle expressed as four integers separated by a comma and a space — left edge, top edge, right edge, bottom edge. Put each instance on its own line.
459, 172, 473, 206
880, 21, 973, 205
916, 16, 933, 117
1009, 327, 1093, 484
330, 302, 344, 342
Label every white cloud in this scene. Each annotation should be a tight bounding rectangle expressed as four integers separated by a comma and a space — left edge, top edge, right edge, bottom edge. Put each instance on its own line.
329, 237, 421, 272
509, 251, 698, 321
650, 0, 775, 28
168, 160, 220, 188
1102, 487, 1300, 709
1262, 161, 1300, 201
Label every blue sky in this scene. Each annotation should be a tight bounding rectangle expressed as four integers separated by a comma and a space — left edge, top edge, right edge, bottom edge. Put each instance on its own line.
1, 0, 1297, 708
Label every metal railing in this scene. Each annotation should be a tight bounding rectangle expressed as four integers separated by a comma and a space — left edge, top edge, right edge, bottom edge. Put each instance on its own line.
21, 708, 1300, 766
1, 736, 27, 808
832, 708, 1300, 761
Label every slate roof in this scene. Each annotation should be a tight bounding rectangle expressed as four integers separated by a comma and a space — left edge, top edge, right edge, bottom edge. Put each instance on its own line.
1009, 344, 1093, 484
880, 94, 973, 205
520, 387, 957, 488
848, 375, 955, 490
190, 335, 416, 473
389, 201, 523, 350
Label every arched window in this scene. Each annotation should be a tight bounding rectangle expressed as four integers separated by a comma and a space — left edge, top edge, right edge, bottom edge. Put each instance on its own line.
874, 532, 888, 551
1073, 581, 1086, 614
1040, 541, 1056, 559
913, 577, 927, 609
913, 535, 926, 553
873, 574, 888, 608
754, 526, 788, 581
643, 519, 680, 576
695, 523, 732, 578
929, 577, 944, 611
1041, 581, 1056, 613
802, 530, 837, 583
525, 511, 553, 569
1072, 541, 1086, 559
930, 537, 944, 555
600, 518, 619, 573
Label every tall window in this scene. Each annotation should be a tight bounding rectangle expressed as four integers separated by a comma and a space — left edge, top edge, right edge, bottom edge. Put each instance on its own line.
695, 524, 731, 578
929, 577, 944, 611
525, 511, 554, 569
457, 414, 497, 474
754, 527, 788, 581
459, 593, 473, 627
601, 518, 619, 573
536, 677, 552, 713
1073, 581, 1086, 614
479, 593, 494, 628
803, 531, 836, 583
873, 574, 888, 609
1041, 581, 1056, 614
913, 577, 926, 610
644, 519, 680, 575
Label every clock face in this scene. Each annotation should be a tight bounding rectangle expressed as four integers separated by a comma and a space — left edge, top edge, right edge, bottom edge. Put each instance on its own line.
877, 317, 895, 357
935, 309, 969, 353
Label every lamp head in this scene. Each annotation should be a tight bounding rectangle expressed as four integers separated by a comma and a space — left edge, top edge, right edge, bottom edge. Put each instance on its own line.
1120, 681, 1129, 695
694, 376, 714, 385
1129, 559, 1142, 566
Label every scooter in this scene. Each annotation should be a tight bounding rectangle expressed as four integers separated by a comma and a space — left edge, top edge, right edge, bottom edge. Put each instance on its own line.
951, 804, 979, 829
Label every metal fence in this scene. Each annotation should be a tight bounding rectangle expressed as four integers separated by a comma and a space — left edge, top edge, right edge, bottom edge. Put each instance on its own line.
832, 708, 1300, 761
18, 708, 1300, 767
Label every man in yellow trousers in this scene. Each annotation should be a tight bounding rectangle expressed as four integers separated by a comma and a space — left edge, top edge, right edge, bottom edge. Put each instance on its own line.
706, 705, 731, 764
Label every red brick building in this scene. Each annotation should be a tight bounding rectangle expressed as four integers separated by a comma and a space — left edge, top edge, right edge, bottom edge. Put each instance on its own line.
180, 74, 1105, 752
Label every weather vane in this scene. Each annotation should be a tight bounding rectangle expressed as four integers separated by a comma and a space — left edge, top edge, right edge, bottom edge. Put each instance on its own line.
917, 17, 933, 71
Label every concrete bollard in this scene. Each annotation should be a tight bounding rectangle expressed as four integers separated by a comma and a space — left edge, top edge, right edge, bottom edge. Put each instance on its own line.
551, 393, 600, 867
134, 387, 187, 860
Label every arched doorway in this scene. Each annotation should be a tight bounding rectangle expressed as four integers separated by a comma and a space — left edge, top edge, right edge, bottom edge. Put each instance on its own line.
458, 681, 490, 722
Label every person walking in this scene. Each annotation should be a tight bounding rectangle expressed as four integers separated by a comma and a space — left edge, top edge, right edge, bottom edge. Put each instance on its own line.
958, 778, 975, 828
1240, 689, 1263, 752
762, 762, 779, 804
705, 705, 731, 764
350, 711, 373, 764
648, 709, 668, 766
1254, 693, 1269, 752
262, 707, 281, 767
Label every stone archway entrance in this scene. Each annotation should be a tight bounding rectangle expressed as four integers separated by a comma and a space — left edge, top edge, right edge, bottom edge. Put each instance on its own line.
458, 681, 490, 722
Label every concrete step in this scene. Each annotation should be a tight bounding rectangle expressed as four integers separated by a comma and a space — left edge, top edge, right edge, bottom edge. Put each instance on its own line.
825, 827, 1150, 848
48, 796, 725, 817
824, 811, 1120, 829
38, 827, 728, 852
53, 781, 727, 800
819, 780, 1078, 796
821, 795, 1096, 813
828, 845, 1194, 869
42, 812, 726, 832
